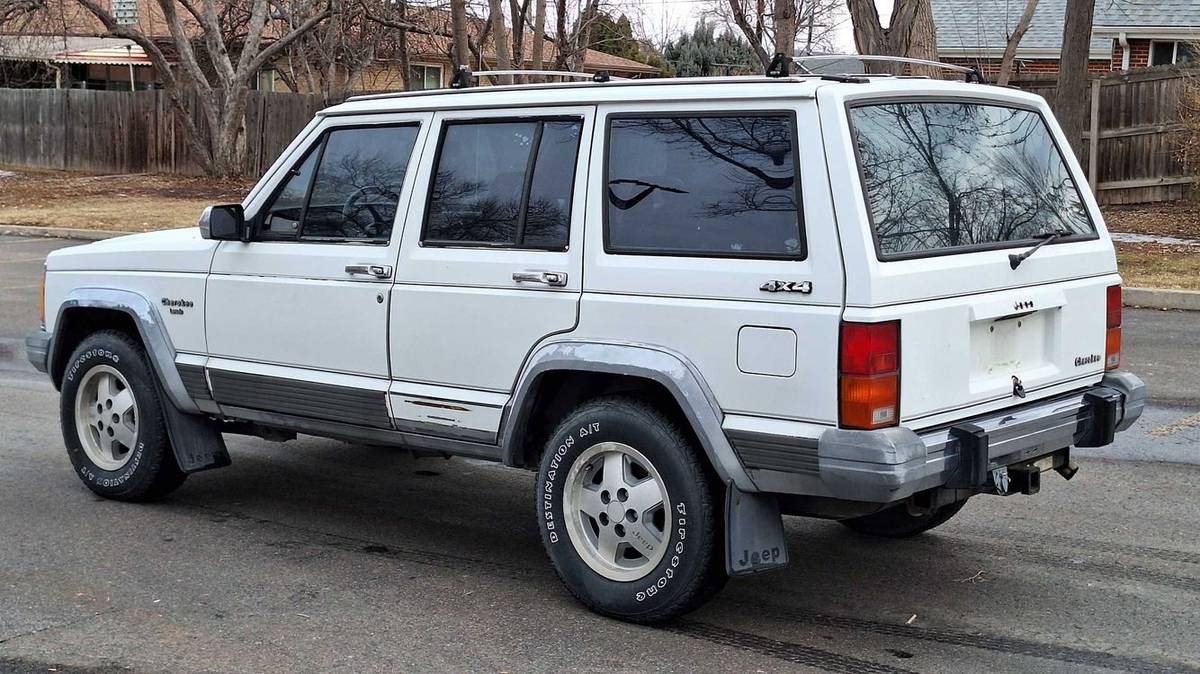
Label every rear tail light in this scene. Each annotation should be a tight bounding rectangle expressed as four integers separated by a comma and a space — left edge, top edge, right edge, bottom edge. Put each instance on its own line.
1105, 284, 1122, 370
840, 321, 900, 430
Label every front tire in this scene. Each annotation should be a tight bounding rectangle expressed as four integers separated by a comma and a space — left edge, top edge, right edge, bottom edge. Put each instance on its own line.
536, 397, 726, 623
840, 499, 967, 538
60, 330, 186, 501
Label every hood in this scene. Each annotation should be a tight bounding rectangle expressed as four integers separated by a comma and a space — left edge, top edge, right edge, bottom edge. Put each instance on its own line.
46, 228, 218, 274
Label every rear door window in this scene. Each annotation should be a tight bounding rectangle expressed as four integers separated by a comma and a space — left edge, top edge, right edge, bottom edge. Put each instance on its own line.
422, 118, 583, 250
604, 114, 804, 259
848, 101, 1096, 259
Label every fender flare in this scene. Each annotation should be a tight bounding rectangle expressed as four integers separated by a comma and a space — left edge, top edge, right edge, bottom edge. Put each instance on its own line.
500, 340, 757, 493
50, 288, 200, 415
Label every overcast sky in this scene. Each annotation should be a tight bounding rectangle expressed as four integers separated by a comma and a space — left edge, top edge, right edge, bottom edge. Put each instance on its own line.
631, 0, 897, 53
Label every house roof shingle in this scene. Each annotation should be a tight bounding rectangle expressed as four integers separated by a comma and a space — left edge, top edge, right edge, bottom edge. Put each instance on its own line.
931, 0, 1111, 58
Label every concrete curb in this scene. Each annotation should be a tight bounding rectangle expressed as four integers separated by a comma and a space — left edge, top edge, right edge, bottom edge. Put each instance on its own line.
1125, 287, 1200, 312
0, 224, 128, 241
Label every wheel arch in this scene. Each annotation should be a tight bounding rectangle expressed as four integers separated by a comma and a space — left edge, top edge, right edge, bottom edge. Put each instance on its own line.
48, 288, 199, 414
500, 341, 756, 493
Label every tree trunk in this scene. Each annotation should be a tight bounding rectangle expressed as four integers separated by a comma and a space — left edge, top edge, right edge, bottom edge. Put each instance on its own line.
487, 0, 512, 83
450, 0, 470, 70
773, 0, 795, 58
727, 0, 771, 68
1053, 0, 1096, 158
532, 0, 546, 73
846, 0, 937, 74
997, 0, 1039, 85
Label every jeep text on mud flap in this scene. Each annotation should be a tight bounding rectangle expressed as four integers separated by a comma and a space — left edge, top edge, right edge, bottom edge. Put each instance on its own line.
26, 59, 1145, 623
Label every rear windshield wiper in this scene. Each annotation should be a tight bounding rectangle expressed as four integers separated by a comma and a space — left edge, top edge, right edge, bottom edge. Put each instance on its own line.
1009, 230, 1070, 269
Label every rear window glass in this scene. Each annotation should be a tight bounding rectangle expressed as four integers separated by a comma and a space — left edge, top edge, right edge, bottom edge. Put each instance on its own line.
605, 115, 803, 258
849, 101, 1095, 259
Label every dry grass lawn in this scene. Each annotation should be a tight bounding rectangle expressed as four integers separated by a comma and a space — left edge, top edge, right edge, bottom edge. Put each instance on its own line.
1117, 245, 1200, 291
0, 167, 251, 232
2, 168, 1198, 290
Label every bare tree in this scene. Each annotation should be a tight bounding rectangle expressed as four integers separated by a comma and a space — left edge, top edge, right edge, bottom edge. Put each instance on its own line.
1052, 0, 1095, 158
997, 0, 1039, 86
846, 0, 938, 73
720, 0, 842, 69
552, 0, 601, 71
66, 0, 331, 175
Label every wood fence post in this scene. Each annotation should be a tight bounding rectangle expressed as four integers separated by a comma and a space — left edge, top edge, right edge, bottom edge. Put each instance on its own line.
1088, 77, 1101, 194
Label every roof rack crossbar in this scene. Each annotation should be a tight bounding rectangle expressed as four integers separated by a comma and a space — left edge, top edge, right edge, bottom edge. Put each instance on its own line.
772, 54, 987, 83
449, 66, 619, 89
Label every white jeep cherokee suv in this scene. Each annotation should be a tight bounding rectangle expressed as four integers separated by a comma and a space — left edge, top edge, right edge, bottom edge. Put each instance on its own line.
27, 67, 1146, 623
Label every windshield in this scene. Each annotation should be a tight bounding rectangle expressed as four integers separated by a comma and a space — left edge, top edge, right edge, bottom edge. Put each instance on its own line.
848, 101, 1096, 259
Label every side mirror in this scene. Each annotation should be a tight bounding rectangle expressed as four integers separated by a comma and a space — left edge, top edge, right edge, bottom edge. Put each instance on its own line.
199, 204, 248, 242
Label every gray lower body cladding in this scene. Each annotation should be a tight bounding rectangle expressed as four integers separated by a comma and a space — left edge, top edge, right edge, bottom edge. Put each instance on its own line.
207, 370, 391, 429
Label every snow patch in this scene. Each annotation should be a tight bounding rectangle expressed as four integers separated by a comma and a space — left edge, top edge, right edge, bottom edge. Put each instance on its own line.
1110, 231, 1200, 247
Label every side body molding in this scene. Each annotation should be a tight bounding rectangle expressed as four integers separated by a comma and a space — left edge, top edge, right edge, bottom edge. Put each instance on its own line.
501, 341, 757, 493
51, 288, 200, 415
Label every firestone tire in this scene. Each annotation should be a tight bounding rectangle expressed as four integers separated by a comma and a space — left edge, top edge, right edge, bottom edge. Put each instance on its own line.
536, 396, 727, 623
59, 330, 187, 502
840, 499, 968, 538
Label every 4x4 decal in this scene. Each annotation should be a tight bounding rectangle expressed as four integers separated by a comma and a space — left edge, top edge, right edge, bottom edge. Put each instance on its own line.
759, 280, 812, 294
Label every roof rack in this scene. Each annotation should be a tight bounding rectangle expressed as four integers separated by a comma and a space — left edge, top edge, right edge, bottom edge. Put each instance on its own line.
766, 53, 986, 84
450, 66, 619, 88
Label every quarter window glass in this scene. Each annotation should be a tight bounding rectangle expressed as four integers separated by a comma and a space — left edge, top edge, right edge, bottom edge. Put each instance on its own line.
523, 121, 583, 248
302, 126, 418, 242
605, 115, 803, 258
261, 150, 318, 240
849, 102, 1095, 259
424, 119, 582, 249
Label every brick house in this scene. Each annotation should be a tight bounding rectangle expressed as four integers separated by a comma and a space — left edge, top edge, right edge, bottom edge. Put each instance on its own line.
931, 0, 1199, 78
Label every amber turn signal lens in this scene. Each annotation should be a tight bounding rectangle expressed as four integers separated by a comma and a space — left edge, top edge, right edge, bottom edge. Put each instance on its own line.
38, 270, 46, 328
840, 373, 899, 430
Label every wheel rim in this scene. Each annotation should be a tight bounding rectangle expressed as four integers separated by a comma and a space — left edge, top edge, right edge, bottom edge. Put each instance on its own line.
563, 441, 670, 582
73, 365, 139, 471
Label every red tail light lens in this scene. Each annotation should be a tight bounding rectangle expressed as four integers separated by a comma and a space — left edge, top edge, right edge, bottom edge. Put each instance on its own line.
1105, 284, 1122, 370
840, 321, 900, 429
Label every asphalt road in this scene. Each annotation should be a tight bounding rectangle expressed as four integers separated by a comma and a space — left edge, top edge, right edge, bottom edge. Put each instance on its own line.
2, 234, 1199, 674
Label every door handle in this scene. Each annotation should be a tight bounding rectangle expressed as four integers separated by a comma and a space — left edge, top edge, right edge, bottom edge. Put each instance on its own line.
512, 270, 568, 287
345, 264, 393, 279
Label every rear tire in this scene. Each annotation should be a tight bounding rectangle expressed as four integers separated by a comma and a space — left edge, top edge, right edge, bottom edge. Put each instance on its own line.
536, 397, 726, 623
840, 499, 967, 538
59, 330, 187, 502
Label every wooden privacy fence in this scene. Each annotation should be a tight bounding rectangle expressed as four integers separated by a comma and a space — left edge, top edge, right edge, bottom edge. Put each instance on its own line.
2, 73, 1199, 202
1015, 66, 1199, 205
0, 88, 324, 177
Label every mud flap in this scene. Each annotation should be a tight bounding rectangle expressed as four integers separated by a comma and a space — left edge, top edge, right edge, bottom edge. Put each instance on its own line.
156, 383, 230, 473
725, 483, 789, 576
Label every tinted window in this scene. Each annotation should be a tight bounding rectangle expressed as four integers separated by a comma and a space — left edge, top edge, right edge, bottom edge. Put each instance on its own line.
605, 115, 802, 258
258, 124, 418, 243
423, 119, 582, 249
849, 102, 1095, 259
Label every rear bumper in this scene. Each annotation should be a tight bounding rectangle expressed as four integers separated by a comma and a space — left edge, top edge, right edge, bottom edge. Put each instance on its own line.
25, 328, 50, 373
730, 371, 1146, 503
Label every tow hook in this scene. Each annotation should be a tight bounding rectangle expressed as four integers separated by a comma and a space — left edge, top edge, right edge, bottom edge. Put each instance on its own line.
1055, 460, 1079, 481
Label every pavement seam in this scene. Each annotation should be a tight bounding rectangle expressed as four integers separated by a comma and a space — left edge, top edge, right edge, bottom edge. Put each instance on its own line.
728, 600, 1200, 674
666, 620, 918, 674
0, 607, 125, 646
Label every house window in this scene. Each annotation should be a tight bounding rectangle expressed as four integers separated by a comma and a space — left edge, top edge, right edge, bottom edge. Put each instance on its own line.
1150, 41, 1196, 66
409, 65, 442, 90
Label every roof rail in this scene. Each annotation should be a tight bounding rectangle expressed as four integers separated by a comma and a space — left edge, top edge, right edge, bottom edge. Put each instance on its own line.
450, 66, 619, 89
768, 53, 986, 84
